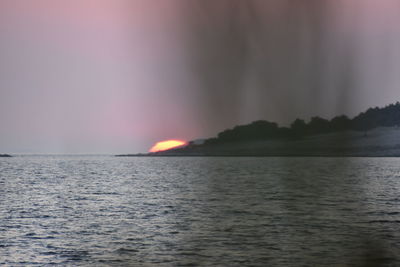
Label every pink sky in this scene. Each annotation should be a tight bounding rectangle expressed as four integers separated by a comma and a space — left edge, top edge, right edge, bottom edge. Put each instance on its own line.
0, 0, 201, 153
0, 0, 400, 153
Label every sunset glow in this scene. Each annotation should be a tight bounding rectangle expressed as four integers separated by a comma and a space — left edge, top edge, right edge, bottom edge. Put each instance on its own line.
149, 140, 187, 152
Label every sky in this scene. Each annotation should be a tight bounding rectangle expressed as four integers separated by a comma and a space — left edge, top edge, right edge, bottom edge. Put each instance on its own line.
0, 0, 400, 153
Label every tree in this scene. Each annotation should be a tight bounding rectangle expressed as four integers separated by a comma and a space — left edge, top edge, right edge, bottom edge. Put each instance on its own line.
330, 115, 351, 131
308, 117, 330, 134
290, 119, 307, 136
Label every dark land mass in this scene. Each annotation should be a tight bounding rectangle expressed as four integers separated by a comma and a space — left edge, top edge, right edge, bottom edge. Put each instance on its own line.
0, 154, 12, 157
117, 102, 400, 157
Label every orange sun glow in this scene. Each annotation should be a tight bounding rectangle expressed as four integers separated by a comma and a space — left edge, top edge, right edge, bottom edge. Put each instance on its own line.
149, 139, 187, 153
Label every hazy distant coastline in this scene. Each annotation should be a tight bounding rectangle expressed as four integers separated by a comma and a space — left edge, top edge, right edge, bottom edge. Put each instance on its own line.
0, 154, 12, 157
118, 102, 400, 157
117, 127, 400, 157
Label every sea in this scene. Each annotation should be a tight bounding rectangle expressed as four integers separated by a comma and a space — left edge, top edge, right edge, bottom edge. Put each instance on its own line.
1, 155, 399, 266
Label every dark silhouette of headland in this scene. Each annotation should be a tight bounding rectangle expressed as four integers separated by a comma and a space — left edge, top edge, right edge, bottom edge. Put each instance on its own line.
117, 102, 400, 157
0, 154, 12, 157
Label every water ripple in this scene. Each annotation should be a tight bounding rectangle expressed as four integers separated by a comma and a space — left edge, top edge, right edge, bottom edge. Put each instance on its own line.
0, 156, 399, 266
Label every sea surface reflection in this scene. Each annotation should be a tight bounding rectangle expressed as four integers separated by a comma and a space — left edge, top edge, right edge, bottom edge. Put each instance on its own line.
1, 156, 399, 266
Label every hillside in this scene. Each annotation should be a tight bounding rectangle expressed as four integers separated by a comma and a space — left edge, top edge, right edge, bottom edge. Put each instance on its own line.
118, 102, 400, 157
152, 127, 400, 157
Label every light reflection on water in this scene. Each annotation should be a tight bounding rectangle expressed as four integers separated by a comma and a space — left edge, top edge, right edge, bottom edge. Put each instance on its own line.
0, 156, 399, 266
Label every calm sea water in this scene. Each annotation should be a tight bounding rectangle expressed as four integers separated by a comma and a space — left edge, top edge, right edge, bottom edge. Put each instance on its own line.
1, 156, 399, 266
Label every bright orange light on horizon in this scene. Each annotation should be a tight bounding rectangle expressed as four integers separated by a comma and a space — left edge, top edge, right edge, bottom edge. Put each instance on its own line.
149, 139, 187, 153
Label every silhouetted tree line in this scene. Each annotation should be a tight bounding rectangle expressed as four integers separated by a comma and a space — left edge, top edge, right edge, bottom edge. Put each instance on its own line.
205, 102, 400, 144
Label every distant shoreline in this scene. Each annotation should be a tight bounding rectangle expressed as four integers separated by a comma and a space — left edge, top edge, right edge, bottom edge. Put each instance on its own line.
117, 127, 400, 158
116, 154, 400, 158
117, 102, 400, 158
